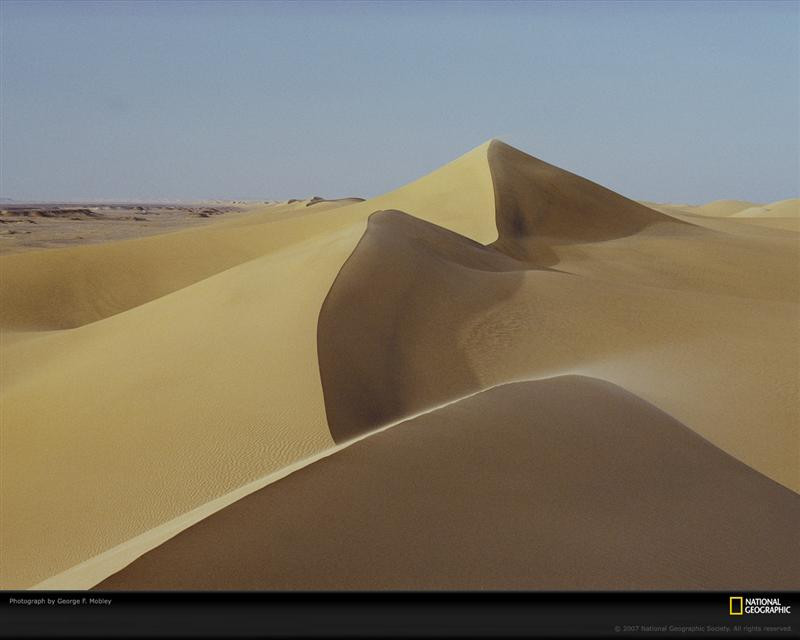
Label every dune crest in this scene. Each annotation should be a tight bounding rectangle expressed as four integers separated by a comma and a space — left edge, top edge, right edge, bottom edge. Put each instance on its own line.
318, 209, 525, 443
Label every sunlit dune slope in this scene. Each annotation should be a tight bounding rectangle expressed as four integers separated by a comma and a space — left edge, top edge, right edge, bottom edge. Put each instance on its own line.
0, 200, 348, 330
0, 142, 495, 332
0, 141, 497, 589
1, 234, 341, 589
96, 377, 800, 590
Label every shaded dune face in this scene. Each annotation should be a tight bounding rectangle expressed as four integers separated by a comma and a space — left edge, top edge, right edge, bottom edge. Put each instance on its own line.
317, 209, 527, 443
487, 140, 682, 263
96, 376, 800, 590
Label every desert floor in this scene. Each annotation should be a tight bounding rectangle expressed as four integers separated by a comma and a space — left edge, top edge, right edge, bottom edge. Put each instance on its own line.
1, 141, 797, 589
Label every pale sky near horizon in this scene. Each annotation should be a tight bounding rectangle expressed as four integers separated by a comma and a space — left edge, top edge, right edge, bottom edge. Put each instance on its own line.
1, 0, 798, 204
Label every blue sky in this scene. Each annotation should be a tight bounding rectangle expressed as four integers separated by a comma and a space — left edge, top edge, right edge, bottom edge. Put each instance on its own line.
1, 0, 797, 203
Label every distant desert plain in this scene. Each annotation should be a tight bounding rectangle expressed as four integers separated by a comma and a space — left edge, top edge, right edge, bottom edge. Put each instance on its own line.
1, 140, 798, 590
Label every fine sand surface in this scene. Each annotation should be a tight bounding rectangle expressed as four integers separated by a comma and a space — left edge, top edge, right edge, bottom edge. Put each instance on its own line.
1, 140, 797, 589
98, 377, 800, 590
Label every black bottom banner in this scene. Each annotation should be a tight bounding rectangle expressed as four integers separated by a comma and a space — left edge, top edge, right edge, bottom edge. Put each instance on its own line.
2, 591, 797, 638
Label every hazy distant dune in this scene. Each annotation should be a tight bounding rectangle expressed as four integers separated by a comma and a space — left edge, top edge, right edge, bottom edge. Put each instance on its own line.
643, 197, 799, 232
696, 199, 759, 217
732, 198, 799, 218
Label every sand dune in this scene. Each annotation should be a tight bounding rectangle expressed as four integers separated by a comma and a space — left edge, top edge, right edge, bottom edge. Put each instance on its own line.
727, 198, 800, 230
319, 209, 525, 442
641, 199, 757, 217
695, 199, 759, 217
731, 198, 798, 218
0, 200, 355, 330
320, 142, 798, 487
0, 143, 495, 332
488, 141, 677, 263
644, 198, 799, 232
1, 139, 797, 590
0, 142, 497, 588
97, 377, 800, 590
1, 233, 341, 589
652, 209, 800, 236
728, 217, 800, 232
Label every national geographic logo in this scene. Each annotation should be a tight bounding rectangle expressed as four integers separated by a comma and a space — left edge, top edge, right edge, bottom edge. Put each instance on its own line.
730, 596, 791, 615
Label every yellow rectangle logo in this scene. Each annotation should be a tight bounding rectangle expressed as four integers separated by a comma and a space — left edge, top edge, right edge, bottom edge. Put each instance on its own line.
730, 596, 744, 615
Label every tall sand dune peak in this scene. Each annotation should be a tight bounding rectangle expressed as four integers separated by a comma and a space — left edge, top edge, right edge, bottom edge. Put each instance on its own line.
317, 140, 691, 442
486, 139, 682, 261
